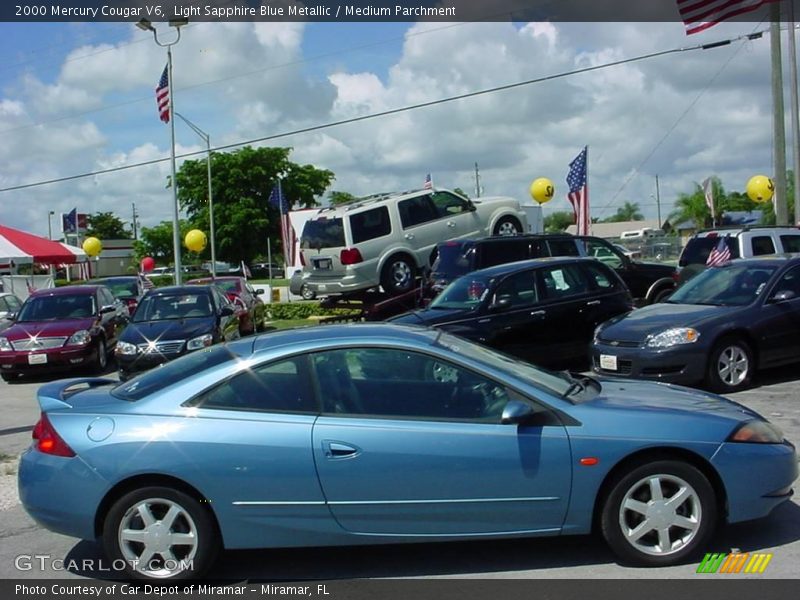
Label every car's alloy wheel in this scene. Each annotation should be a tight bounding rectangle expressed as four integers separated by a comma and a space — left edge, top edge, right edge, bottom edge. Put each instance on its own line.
103, 487, 218, 580
601, 460, 715, 566
381, 256, 415, 295
707, 337, 753, 392
301, 284, 316, 300
493, 217, 522, 236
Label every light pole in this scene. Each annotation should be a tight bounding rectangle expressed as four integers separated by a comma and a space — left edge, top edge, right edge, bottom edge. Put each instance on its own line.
137, 17, 188, 284
47, 211, 55, 240
175, 112, 217, 278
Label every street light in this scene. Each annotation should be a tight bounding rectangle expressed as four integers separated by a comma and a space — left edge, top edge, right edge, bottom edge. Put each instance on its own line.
137, 17, 187, 284
175, 112, 217, 278
47, 211, 55, 240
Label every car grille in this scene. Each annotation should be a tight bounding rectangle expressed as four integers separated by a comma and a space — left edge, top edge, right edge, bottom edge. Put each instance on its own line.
596, 337, 641, 348
137, 340, 184, 355
11, 337, 67, 351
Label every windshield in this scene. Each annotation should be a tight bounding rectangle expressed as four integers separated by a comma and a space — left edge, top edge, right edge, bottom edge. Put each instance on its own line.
668, 263, 778, 306
429, 274, 493, 310
16, 294, 95, 321
679, 236, 740, 267
133, 292, 213, 322
301, 216, 345, 249
112, 344, 242, 401
434, 332, 575, 398
100, 279, 138, 299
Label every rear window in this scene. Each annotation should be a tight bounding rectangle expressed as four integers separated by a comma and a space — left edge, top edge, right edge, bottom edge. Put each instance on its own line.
679, 236, 740, 267
301, 216, 345, 249
545, 239, 580, 257
780, 234, 800, 253
431, 242, 476, 279
350, 206, 391, 244
102, 279, 138, 298
112, 344, 242, 401
479, 240, 531, 268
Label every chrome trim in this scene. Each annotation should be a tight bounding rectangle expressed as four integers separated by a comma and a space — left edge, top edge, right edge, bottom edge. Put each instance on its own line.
232, 501, 326, 506
11, 337, 67, 350
351, 527, 562, 538
329, 497, 559, 505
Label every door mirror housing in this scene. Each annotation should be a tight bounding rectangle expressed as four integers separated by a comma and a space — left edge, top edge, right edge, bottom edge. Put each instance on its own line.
220, 305, 235, 317
254, 288, 265, 296
501, 400, 537, 425
488, 298, 512, 312
466, 200, 477, 212
771, 289, 797, 302
100, 305, 116, 314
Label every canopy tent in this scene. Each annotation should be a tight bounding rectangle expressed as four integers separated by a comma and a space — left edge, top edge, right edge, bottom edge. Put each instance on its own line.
0, 224, 87, 269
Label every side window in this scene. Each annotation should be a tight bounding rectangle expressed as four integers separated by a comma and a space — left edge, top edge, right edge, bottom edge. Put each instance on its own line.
540, 264, 590, 299
431, 191, 470, 217
780, 235, 800, 253
493, 271, 538, 308
770, 266, 800, 299
582, 262, 617, 290
545, 239, 580, 257
190, 357, 316, 413
579, 238, 623, 269
350, 206, 392, 243
479, 240, 530, 268
751, 236, 776, 256
398, 196, 438, 228
312, 348, 512, 422
0, 298, 8, 312
6, 296, 21, 311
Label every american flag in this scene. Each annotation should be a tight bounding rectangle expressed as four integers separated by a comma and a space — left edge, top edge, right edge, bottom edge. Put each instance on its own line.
139, 273, 154, 290
240, 261, 252, 279
269, 179, 295, 268
706, 238, 731, 267
156, 65, 170, 123
423, 173, 433, 190
702, 177, 715, 221
676, 0, 779, 35
566, 146, 590, 236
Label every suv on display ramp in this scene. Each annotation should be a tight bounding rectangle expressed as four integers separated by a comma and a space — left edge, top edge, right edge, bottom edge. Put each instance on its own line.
299, 188, 527, 296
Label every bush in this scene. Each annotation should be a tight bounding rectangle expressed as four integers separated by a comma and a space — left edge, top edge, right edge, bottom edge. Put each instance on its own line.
267, 302, 359, 320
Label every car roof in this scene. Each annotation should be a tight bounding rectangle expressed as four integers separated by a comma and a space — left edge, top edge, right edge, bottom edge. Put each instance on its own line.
188, 276, 242, 283
438, 233, 585, 249
469, 256, 594, 278
145, 285, 215, 295
31, 285, 99, 297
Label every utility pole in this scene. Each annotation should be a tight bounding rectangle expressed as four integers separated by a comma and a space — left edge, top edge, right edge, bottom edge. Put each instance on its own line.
788, 10, 800, 226
770, 3, 788, 225
655, 175, 662, 227
131, 202, 139, 241
474, 162, 482, 198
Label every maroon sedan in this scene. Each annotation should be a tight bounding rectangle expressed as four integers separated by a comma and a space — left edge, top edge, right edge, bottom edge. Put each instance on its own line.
188, 276, 266, 335
0, 285, 128, 381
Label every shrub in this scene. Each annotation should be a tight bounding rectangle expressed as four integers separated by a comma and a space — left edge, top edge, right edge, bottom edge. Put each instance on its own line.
267, 302, 360, 320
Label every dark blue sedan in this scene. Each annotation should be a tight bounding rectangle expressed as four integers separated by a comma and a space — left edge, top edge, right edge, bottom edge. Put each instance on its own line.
593, 255, 800, 392
19, 324, 797, 580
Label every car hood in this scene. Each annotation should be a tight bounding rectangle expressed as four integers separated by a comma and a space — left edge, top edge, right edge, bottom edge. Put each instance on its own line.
1, 318, 95, 341
598, 303, 737, 342
121, 318, 214, 343
390, 307, 472, 326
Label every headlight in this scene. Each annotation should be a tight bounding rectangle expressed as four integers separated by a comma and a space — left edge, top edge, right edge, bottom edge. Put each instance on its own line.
186, 334, 213, 351
115, 341, 139, 356
593, 324, 605, 343
645, 327, 700, 349
728, 420, 784, 444
67, 330, 91, 346
0, 337, 11, 351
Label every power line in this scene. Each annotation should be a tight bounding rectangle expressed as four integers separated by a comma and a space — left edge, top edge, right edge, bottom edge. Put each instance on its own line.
0, 30, 765, 195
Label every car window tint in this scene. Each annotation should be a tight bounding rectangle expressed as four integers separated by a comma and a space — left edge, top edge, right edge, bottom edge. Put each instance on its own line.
494, 271, 538, 308
679, 236, 740, 266
301, 216, 345, 249
780, 235, 800, 253
190, 357, 316, 413
545, 239, 580, 257
540, 264, 589, 299
583, 262, 616, 289
398, 196, 438, 228
579, 238, 623, 269
751, 236, 776, 256
312, 348, 511, 422
770, 266, 800, 299
430, 191, 470, 217
0, 298, 8, 312
480, 240, 530, 267
350, 206, 392, 243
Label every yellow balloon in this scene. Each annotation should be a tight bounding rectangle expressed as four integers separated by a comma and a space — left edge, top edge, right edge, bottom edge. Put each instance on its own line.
82, 237, 102, 257
530, 177, 555, 204
184, 229, 207, 253
746, 175, 775, 203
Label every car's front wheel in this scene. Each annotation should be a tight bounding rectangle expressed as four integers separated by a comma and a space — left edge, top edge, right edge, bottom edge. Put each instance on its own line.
601, 459, 716, 566
493, 216, 522, 236
706, 337, 753, 392
93, 338, 107, 374
103, 486, 219, 580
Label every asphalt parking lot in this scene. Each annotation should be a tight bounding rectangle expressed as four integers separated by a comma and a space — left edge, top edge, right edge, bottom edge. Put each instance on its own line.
0, 365, 798, 580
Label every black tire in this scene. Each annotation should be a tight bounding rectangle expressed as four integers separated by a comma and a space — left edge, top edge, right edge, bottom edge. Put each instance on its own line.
102, 486, 219, 581
601, 459, 716, 567
93, 338, 108, 374
380, 255, 416, 296
651, 287, 673, 304
493, 216, 522, 236
705, 337, 753, 393
300, 284, 316, 300
1, 372, 16, 383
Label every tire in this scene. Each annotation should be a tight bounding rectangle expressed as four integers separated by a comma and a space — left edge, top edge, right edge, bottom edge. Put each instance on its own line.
300, 284, 316, 300
380, 255, 416, 296
651, 287, 673, 304
102, 486, 218, 581
1, 372, 16, 383
94, 338, 108, 374
601, 459, 716, 567
705, 337, 753, 393
493, 216, 522, 236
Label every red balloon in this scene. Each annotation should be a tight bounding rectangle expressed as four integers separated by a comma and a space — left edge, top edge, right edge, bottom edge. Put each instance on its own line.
141, 257, 155, 272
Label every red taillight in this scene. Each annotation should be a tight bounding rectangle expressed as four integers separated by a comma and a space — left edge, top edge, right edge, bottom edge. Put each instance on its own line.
32, 413, 75, 457
340, 248, 363, 265
299, 251, 306, 266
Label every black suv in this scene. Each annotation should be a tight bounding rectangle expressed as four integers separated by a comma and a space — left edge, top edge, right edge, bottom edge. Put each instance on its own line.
429, 234, 677, 305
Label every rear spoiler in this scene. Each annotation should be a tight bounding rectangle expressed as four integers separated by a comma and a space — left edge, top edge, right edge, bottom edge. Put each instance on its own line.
36, 378, 116, 412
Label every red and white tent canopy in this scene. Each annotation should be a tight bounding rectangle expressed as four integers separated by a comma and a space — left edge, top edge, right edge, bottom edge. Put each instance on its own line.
0, 224, 87, 268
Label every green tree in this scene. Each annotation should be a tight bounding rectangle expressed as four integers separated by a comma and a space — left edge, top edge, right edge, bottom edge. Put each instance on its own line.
134, 219, 195, 265
175, 146, 334, 264
329, 191, 356, 205
670, 177, 764, 229
86, 212, 131, 239
544, 211, 575, 232
453, 187, 470, 199
604, 201, 643, 223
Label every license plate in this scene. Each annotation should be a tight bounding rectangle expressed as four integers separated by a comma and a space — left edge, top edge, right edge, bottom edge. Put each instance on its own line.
28, 353, 47, 365
314, 258, 332, 270
599, 354, 617, 371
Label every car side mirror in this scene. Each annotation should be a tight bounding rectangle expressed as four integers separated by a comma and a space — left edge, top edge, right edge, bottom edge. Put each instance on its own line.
254, 289, 265, 295
488, 298, 512, 312
466, 201, 477, 212
501, 400, 552, 425
100, 305, 116, 314
0, 311, 15, 321
220, 305, 235, 317
771, 289, 797, 302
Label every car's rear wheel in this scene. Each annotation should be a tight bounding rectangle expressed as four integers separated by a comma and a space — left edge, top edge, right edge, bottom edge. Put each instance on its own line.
300, 284, 316, 300
706, 337, 753, 393
103, 486, 218, 581
93, 338, 107, 374
381, 255, 416, 296
601, 460, 716, 567
493, 216, 522, 236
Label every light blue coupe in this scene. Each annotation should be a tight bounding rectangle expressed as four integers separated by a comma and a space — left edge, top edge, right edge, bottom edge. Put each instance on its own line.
18, 324, 797, 580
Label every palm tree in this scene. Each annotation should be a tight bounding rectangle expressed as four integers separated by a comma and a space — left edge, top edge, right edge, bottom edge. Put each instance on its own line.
669, 185, 711, 230
616, 201, 644, 221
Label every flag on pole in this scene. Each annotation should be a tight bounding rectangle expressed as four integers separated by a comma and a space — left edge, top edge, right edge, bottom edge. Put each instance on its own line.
706, 238, 732, 266
269, 180, 295, 269
423, 173, 433, 190
139, 273, 154, 290
240, 261, 252, 279
702, 177, 716, 222
566, 146, 590, 236
156, 64, 170, 123
62, 208, 77, 234
677, 0, 779, 35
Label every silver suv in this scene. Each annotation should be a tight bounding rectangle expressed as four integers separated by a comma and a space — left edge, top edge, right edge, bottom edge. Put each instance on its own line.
300, 188, 527, 296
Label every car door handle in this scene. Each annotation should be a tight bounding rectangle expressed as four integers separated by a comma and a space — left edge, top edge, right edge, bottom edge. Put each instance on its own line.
323, 441, 360, 459
586, 300, 601, 306
404, 233, 415, 240
447, 221, 456, 228
530, 310, 546, 316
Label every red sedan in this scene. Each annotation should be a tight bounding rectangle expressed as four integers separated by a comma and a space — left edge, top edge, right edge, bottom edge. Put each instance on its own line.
188, 276, 266, 335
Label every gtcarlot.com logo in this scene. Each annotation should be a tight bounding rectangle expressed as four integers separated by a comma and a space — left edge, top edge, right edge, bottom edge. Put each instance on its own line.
696, 552, 773, 574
